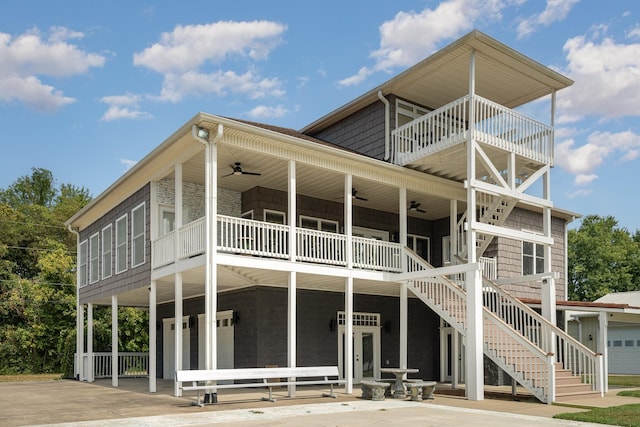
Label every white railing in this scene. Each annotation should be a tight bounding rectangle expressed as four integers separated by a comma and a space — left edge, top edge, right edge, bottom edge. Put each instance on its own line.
218, 215, 289, 258
76, 352, 149, 379
152, 231, 175, 269
479, 256, 497, 280
391, 94, 553, 166
297, 228, 346, 265
482, 277, 601, 392
353, 237, 402, 272
180, 217, 205, 258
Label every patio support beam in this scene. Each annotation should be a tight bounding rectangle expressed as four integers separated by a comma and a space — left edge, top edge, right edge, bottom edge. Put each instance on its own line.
287, 271, 297, 397
400, 282, 408, 371
76, 303, 84, 380
345, 175, 353, 268
450, 200, 457, 263
149, 280, 157, 393
175, 163, 183, 260
174, 272, 183, 397
111, 294, 118, 388
345, 276, 353, 394
87, 303, 93, 382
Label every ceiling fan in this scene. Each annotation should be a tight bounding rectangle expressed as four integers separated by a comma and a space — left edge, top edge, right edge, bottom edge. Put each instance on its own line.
223, 162, 262, 177
351, 188, 368, 201
409, 201, 426, 213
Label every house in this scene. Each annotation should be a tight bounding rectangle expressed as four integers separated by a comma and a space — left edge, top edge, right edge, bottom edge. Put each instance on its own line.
568, 291, 640, 376
66, 30, 605, 404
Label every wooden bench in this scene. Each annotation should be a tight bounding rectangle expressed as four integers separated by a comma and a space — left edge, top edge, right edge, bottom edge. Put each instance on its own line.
405, 380, 437, 401
360, 380, 390, 401
175, 366, 344, 406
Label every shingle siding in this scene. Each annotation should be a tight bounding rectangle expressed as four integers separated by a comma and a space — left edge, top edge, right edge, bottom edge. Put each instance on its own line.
78, 184, 151, 304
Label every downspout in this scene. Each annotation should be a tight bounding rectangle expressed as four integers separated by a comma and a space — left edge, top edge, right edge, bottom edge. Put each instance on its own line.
377, 90, 390, 161
67, 224, 83, 381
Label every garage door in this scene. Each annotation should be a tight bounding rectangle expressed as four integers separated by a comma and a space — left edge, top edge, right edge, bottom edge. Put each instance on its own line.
608, 326, 640, 375
198, 311, 234, 370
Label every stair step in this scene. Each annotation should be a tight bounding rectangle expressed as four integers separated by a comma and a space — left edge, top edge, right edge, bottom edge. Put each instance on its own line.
554, 390, 602, 403
556, 383, 595, 394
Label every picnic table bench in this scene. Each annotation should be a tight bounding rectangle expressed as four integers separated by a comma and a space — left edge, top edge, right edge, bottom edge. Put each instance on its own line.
175, 366, 344, 406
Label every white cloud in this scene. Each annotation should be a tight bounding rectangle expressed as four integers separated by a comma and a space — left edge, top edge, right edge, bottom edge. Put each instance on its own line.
557, 32, 640, 119
567, 188, 592, 198
555, 130, 640, 184
517, 0, 580, 39
628, 24, 640, 39
120, 159, 137, 170
340, 0, 513, 87
100, 93, 152, 121
134, 21, 286, 104
0, 27, 106, 111
248, 105, 289, 119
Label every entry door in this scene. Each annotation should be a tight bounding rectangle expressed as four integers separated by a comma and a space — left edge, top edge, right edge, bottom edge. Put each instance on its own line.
163, 317, 190, 379
339, 327, 380, 384
439, 323, 465, 383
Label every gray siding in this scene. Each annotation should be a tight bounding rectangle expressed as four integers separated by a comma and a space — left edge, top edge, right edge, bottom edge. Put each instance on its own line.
78, 184, 151, 304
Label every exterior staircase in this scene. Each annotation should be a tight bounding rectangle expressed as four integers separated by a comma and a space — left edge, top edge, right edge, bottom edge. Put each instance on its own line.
457, 192, 517, 259
404, 250, 603, 403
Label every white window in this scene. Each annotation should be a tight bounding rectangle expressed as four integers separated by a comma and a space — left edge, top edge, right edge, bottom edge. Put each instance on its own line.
264, 209, 286, 224
102, 224, 112, 279
352, 226, 388, 241
159, 206, 175, 236
241, 210, 254, 220
442, 235, 451, 264
408, 234, 430, 262
301, 215, 338, 232
116, 214, 128, 274
131, 202, 146, 268
78, 239, 88, 287
522, 241, 544, 275
89, 233, 100, 284
396, 99, 430, 127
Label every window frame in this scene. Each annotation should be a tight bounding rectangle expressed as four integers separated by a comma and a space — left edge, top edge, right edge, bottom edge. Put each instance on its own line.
522, 240, 545, 276
78, 239, 88, 287
408, 234, 431, 262
300, 215, 338, 233
131, 202, 146, 268
102, 224, 113, 279
89, 232, 100, 284
115, 214, 128, 274
264, 209, 286, 225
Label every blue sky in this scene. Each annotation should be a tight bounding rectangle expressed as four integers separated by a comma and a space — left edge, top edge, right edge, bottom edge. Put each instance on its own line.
1, 1, 639, 231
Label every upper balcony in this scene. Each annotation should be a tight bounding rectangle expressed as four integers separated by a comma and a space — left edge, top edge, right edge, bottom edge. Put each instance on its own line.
390, 94, 553, 182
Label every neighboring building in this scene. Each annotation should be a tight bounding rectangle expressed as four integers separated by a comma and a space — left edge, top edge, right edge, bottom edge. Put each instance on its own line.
66, 30, 605, 404
568, 291, 640, 375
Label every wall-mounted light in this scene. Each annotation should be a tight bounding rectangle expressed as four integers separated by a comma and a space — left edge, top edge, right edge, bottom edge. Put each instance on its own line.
232, 311, 240, 325
188, 317, 195, 328
588, 334, 593, 341
384, 321, 392, 333
197, 127, 209, 139
329, 318, 336, 332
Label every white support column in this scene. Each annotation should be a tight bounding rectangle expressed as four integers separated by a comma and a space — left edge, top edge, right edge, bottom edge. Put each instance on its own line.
175, 163, 183, 261
464, 48, 483, 401
287, 271, 297, 397
203, 128, 219, 403
452, 331, 459, 389
76, 299, 84, 381
345, 276, 353, 394
542, 276, 557, 353
87, 303, 94, 382
288, 160, 296, 261
174, 272, 183, 397
111, 295, 118, 388
399, 188, 407, 248
400, 282, 408, 370
149, 280, 157, 393
344, 175, 353, 268
450, 200, 457, 263
598, 311, 609, 393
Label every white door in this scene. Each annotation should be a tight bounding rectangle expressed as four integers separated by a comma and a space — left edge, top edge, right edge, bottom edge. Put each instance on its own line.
338, 326, 380, 384
163, 317, 190, 379
198, 311, 235, 370
440, 323, 464, 383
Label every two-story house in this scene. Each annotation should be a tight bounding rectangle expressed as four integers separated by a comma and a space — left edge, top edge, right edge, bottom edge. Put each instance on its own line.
66, 30, 605, 404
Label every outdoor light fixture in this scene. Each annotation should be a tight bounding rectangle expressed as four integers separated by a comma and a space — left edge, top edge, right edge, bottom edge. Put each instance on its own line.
197, 127, 209, 139
329, 318, 336, 332
588, 334, 593, 341
232, 311, 240, 325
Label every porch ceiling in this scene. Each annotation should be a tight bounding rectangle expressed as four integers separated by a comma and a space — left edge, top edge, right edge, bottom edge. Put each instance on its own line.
97, 262, 405, 307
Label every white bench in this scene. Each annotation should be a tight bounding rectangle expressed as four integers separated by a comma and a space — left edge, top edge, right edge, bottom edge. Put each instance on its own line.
175, 366, 344, 406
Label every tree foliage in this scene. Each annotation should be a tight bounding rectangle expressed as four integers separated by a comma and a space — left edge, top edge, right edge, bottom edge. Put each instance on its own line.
0, 168, 147, 376
568, 215, 640, 301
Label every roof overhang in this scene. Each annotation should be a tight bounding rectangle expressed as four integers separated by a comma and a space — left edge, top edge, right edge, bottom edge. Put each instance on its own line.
301, 30, 573, 134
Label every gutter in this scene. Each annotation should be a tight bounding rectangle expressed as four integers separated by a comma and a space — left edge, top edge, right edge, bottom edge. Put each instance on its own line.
377, 90, 390, 161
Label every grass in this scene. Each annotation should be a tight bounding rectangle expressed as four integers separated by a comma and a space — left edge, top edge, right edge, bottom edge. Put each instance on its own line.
0, 373, 63, 382
553, 375, 640, 426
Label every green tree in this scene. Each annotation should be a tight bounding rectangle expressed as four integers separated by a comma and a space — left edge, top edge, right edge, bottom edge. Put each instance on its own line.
568, 215, 640, 301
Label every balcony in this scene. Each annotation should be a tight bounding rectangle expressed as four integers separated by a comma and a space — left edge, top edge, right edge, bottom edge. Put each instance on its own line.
152, 215, 496, 279
391, 95, 553, 180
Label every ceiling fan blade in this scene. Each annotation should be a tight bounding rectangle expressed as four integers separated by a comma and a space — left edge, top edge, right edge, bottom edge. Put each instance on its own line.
241, 171, 262, 176
355, 195, 368, 201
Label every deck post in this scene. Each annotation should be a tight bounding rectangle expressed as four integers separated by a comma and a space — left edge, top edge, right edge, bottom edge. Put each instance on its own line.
287, 271, 297, 397
87, 303, 94, 382
174, 272, 183, 397
597, 311, 608, 393
149, 280, 157, 393
111, 294, 118, 388
345, 276, 354, 394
